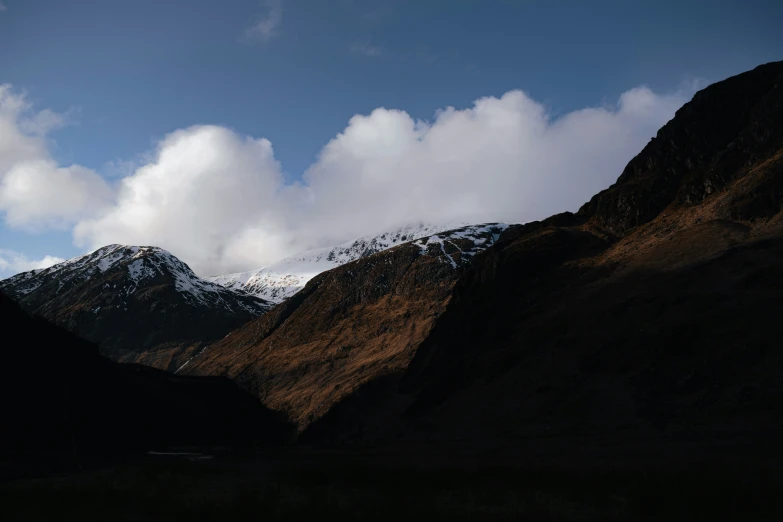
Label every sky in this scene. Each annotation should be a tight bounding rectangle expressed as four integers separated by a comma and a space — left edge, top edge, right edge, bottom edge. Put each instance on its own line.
0, 0, 782, 277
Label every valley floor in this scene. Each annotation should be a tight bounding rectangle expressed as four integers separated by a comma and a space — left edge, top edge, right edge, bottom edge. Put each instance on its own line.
3, 442, 782, 522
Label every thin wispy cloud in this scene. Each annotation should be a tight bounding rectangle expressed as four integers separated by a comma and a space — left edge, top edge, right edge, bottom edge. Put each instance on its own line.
243, 0, 283, 44
102, 158, 141, 179
350, 42, 382, 57
0, 249, 64, 275
19, 107, 79, 136
0, 2, 7, 13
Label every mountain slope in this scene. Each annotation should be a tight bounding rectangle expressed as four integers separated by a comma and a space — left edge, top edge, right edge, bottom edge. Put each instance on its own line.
182, 224, 507, 428
0, 245, 271, 371
207, 223, 458, 303
580, 59, 783, 235
297, 60, 783, 457
0, 291, 293, 480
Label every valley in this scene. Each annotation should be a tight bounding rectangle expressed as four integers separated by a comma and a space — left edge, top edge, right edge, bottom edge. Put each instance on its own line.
3, 58, 783, 521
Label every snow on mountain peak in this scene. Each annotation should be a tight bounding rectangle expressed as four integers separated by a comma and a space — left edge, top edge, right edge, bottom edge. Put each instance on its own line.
1, 244, 269, 315
3, 222, 507, 314
208, 222, 508, 304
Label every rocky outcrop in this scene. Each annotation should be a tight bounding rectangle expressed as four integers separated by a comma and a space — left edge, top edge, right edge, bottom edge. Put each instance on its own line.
579, 60, 783, 235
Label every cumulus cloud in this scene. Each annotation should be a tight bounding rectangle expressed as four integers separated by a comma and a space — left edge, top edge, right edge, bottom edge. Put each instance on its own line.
0, 85, 112, 230
287, 86, 690, 247
0, 80, 696, 277
1, 160, 113, 230
74, 126, 286, 274
71, 84, 693, 276
0, 249, 65, 277
243, 0, 283, 44
0, 85, 49, 174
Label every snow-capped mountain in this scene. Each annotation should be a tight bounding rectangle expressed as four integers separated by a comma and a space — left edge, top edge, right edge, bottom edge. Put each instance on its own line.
412, 223, 510, 267
4, 244, 268, 314
182, 222, 511, 428
0, 224, 508, 372
0, 245, 271, 371
207, 223, 509, 303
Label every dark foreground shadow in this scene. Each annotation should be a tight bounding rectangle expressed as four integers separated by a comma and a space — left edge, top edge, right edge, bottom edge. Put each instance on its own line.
2, 451, 781, 522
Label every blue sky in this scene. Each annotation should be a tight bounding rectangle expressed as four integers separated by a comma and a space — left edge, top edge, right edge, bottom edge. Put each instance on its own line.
1, 0, 782, 276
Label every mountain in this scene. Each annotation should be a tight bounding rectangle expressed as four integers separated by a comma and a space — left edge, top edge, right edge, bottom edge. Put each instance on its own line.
181, 223, 508, 427
5, 60, 783, 470
0, 245, 271, 371
207, 223, 459, 303
0, 290, 293, 480
296, 60, 783, 455
184, 61, 783, 463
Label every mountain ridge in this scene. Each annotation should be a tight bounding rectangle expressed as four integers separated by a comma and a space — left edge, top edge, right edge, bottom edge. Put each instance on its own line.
181, 223, 510, 427
206, 222, 472, 303
177, 60, 783, 456
298, 59, 783, 451
579, 60, 783, 235
0, 244, 272, 371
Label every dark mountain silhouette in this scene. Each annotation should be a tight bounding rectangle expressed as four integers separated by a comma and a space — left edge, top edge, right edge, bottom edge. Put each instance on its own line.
0, 291, 293, 480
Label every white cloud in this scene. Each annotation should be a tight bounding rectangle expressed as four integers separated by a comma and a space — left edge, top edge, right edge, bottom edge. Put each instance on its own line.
18, 108, 71, 136
0, 86, 112, 231
0, 2, 7, 13
0, 160, 113, 230
0, 85, 49, 174
243, 0, 283, 44
291, 86, 690, 245
74, 125, 286, 274
0, 80, 696, 277
0, 249, 65, 277
102, 158, 141, 179
71, 84, 693, 276
350, 42, 382, 57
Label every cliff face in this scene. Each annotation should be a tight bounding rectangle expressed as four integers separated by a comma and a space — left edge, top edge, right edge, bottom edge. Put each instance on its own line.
580, 61, 783, 235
